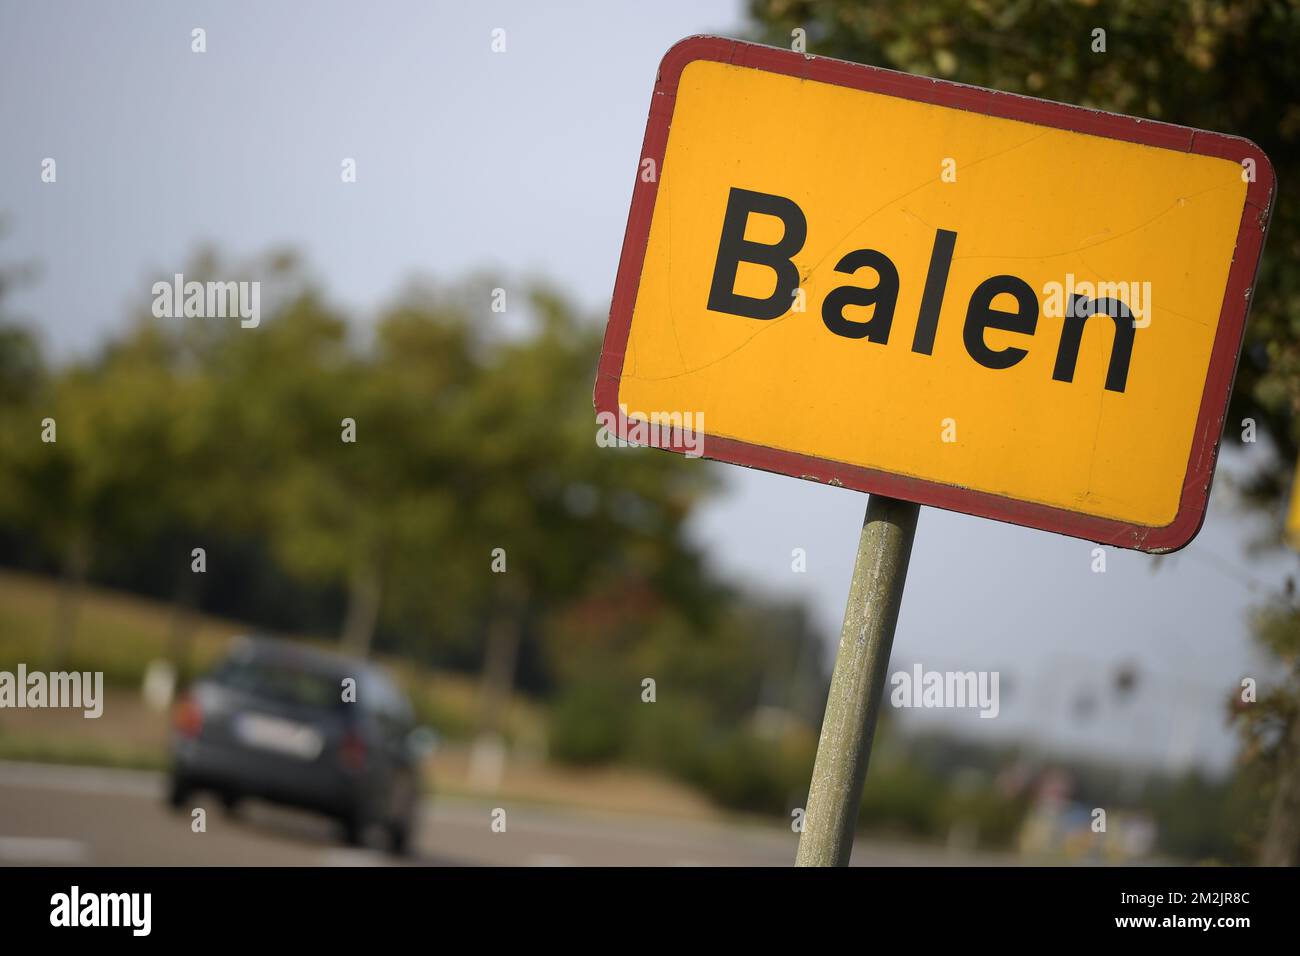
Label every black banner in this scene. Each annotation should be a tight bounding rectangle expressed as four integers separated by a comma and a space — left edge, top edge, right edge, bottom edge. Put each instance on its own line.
0, 865, 1286, 942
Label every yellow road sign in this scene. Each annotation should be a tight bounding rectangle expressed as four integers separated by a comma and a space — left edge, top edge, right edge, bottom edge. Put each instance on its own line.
596, 37, 1275, 552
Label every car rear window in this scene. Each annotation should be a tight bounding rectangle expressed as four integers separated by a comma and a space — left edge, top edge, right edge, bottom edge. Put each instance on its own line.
213, 658, 345, 710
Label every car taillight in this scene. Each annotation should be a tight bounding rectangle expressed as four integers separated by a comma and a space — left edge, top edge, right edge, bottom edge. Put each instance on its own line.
173, 694, 203, 738
340, 729, 367, 772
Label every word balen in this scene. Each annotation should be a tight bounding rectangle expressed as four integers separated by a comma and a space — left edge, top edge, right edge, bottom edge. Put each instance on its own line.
706, 188, 1138, 393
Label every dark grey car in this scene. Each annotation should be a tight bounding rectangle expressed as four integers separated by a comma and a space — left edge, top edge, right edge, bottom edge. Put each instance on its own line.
167, 637, 425, 854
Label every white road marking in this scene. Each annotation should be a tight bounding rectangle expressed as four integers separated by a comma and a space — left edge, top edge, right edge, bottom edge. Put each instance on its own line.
0, 760, 161, 798
0, 761, 987, 866
0, 836, 89, 863
0, 761, 748, 853
318, 848, 386, 867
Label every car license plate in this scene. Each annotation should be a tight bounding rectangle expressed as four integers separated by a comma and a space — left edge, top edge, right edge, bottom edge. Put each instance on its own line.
235, 714, 323, 760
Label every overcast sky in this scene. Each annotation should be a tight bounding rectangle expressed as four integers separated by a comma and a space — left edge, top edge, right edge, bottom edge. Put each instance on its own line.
2, 0, 1292, 772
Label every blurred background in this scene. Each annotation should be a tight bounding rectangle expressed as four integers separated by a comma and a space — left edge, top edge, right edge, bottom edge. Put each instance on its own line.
0, 0, 1298, 866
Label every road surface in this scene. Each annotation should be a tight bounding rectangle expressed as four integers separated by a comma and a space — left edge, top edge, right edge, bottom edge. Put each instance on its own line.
0, 760, 1004, 866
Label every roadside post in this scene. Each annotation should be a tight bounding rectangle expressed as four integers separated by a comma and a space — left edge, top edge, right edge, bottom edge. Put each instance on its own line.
596, 36, 1275, 865
796, 494, 918, 866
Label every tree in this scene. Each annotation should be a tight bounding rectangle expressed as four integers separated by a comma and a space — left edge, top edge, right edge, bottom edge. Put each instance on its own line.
206, 279, 385, 655
415, 282, 721, 744
1, 333, 182, 665
1235, 600, 1300, 864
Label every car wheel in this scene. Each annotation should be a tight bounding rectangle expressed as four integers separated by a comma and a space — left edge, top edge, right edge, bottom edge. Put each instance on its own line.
220, 791, 242, 816
167, 774, 191, 811
340, 809, 369, 848
386, 817, 412, 857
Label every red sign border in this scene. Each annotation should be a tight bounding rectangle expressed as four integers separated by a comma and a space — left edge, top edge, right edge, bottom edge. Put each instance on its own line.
594, 35, 1276, 553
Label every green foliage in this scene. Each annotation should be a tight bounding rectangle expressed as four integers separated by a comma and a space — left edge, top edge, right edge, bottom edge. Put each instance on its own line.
631, 697, 816, 815
548, 681, 633, 765
1143, 767, 1268, 863
544, 593, 825, 813
683, 729, 814, 814
548, 671, 817, 814
1230, 600, 1300, 817
0, 248, 729, 666
858, 760, 949, 838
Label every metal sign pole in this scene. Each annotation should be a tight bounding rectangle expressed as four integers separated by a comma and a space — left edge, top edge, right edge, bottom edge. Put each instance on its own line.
796, 493, 919, 867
